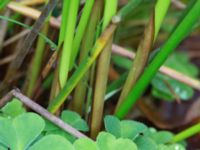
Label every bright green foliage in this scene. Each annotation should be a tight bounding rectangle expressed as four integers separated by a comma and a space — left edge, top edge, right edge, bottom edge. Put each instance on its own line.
0, 145, 6, 150
0, 0, 11, 10
148, 131, 174, 144
0, 113, 81, 150
104, 115, 148, 140
158, 144, 185, 150
154, 0, 171, 39
44, 110, 89, 142
117, 0, 142, 20
0, 110, 186, 150
73, 132, 138, 150
0, 111, 141, 150
0, 113, 45, 149
135, 136, 157, 150
172, 122, 200, 143
0, 98, 25, 118
61, 110, 89, 131
69, 0, 95, 69
44, 119, 77, 142
104, 115, 121, 137
59, 0, 80, 88
103, 0, 118, 30
28, 135, 74, 150
74, 138, 98, 150
104, 116, 185, 150
112, 55, 132, 69
151, 52, 198, 101
97, 132, 138, 150
97, 132, 116, 149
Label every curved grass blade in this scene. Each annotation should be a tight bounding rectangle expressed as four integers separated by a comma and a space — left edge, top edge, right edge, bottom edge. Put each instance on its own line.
115, 0, 200, 119
0, 15, 57, 49
48, 24, 117, 113
0, 0, 11, 10
69, 0, 95, 69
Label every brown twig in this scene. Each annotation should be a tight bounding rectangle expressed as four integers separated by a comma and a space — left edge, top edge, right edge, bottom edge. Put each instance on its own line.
112, 44, 200, 91
3, 29, 30, 47
0, 89, 88, 139
7, 2, 60, 28
0, 54, 16, 66
0, 90, 14, 107
171, 0, 186, 10
19, 0, 45, 6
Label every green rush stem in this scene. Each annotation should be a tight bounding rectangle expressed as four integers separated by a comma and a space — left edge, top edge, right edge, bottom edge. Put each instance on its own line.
154, 0, 171, 39
58, 0, 70, 46
69, 0, 95, 69
48, 24, 117, 113
102, 0, 118, 30
59, 0, 80, 88
90, 38, 113, 138
115, 0, 200, 119
90, 0, 118, 138
117, 0, 142, 20
172, 123, 200, 143
49, 0, 70, 100
71, 0, 103, 115
24, 22, 49, 97
24, 0, 51, 97
0, 0, 11, 10
115, 0, 170, 113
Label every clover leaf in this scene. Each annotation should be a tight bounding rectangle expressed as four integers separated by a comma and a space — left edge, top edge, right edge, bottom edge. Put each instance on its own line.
97, 132, 138, 150
61, 110, 89, 132
0, 113, 74, 150
44, 110, 89, 143
151, 52, 198, 101
1, 98, 26, 118
104, 115, 147, 140
0, 113, 44, 149
29, 135, 74, 150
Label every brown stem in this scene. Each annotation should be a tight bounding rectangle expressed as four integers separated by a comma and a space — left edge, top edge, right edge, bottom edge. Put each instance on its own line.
112, 44, 200, 91
115, 13, 155, 112
0, 89, 88, 139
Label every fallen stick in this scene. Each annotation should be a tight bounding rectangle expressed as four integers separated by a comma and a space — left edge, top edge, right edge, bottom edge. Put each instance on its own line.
0, 89, 88, 139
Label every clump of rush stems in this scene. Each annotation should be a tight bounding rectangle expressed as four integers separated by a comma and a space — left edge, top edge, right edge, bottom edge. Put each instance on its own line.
115, 0, 200, 118
1, 0, 200, 144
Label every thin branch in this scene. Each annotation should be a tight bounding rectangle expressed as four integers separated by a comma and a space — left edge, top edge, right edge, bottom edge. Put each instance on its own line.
0, 90, 14, 107
112, 44, 200, 91
7, 2, 60, 28
19, 0, 45, 6
0, 54, 16, 66
171, 0, 186, 9
0, 89, 89, 139
3, 29, 30, 47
